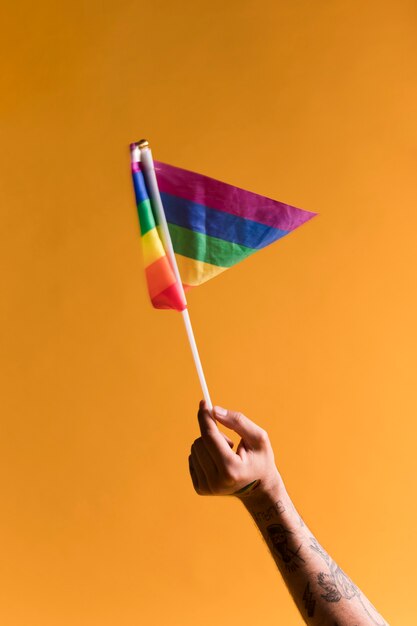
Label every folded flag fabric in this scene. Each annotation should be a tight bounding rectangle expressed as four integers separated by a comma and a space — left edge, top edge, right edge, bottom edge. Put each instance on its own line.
131, 157, 316, 310
131, 159, 187, 311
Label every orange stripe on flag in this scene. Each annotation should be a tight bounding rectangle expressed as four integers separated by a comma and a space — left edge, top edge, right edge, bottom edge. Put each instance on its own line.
145, 255, 177, 299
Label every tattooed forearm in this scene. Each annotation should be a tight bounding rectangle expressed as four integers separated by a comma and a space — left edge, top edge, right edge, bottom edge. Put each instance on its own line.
253, 500, 285, 524
318, 571, 343, 602
310, 536, 330, 564
245, 487, 387, 626
318, 561, 357, 601
302, 582, 316, 617
310, 536, 356, 600
310, 537, 387, 625
266, 523, 305, 572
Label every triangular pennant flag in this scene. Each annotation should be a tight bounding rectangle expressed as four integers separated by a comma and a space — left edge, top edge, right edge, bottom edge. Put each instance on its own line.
154, 161, 316, 290
131, 151, 316, 311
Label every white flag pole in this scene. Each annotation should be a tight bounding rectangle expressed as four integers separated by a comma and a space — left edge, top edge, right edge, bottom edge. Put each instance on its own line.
136, 140, 213, 410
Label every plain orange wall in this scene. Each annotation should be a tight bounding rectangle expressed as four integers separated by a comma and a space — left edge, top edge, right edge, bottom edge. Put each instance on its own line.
1, 1, 416, 624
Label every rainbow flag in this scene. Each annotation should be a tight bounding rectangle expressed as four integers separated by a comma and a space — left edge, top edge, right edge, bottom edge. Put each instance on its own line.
131, 158, 316, 310
131, 159, 187, 311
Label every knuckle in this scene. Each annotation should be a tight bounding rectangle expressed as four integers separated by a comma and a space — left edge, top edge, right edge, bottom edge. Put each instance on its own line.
257, 428, 269, 444
222, 464, 239, 486
233, 412, 244, 426
201, 425, 213, 439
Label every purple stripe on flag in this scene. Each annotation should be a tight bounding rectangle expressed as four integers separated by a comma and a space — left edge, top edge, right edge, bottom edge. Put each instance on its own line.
154, 161, 316, 231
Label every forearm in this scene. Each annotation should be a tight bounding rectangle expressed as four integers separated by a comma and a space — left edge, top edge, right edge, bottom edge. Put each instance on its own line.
189, 403, 387, 624
240, 482, 388, 626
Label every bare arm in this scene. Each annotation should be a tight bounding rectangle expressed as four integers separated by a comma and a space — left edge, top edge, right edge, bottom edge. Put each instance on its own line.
189, 402, 388, 626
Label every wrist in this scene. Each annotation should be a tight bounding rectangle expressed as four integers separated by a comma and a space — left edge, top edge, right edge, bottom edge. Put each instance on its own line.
237, 469, 286, 509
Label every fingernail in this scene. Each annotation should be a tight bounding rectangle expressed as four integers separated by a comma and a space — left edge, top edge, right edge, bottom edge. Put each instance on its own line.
214, 406, 227, 416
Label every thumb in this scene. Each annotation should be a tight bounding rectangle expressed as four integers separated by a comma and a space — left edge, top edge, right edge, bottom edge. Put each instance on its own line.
213, 406, 266, 447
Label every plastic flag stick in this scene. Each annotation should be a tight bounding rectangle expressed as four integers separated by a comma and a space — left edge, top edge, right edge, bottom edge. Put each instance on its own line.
136, 141, 213, 410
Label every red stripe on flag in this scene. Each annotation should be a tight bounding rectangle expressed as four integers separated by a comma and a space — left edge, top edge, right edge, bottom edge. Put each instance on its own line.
152, 282, 187, 311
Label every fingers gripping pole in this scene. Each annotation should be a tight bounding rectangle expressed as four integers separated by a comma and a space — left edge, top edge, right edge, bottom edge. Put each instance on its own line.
138, 141, 212, 410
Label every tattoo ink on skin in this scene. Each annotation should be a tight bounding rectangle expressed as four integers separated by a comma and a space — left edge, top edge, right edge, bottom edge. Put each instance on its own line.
310, 536, 330, 565
267, 524, 305, 572
302, 582, 316, 617
309, 537, 387, 626
317, 571, 345, 602
253, 500, 285, 524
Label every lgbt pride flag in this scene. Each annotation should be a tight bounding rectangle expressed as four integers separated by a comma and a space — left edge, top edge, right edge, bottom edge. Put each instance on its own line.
131, 158, 187, 311
130, 140, 316, 407
131, 150, 316, 311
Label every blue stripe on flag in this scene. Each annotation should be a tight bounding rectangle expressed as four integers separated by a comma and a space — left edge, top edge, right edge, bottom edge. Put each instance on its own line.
132, 169, 150, 205
161, 192, 288, 249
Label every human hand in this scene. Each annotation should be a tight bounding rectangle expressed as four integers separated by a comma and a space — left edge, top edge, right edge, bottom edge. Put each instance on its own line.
188, 401, 283, 498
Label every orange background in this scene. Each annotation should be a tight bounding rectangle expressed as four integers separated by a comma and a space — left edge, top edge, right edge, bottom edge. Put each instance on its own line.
1, 1, 416, 624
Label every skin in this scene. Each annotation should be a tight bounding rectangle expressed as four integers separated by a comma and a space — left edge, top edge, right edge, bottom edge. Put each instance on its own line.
189, 401, 388, 626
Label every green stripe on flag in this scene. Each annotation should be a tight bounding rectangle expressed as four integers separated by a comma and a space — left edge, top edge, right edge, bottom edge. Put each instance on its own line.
137, 198, 157, 236
167, 223, 256, 268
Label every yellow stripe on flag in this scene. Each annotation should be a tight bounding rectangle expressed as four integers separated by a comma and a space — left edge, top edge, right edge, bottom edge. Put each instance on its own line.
142, 228, 166, 267
175, 253, 227, 287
